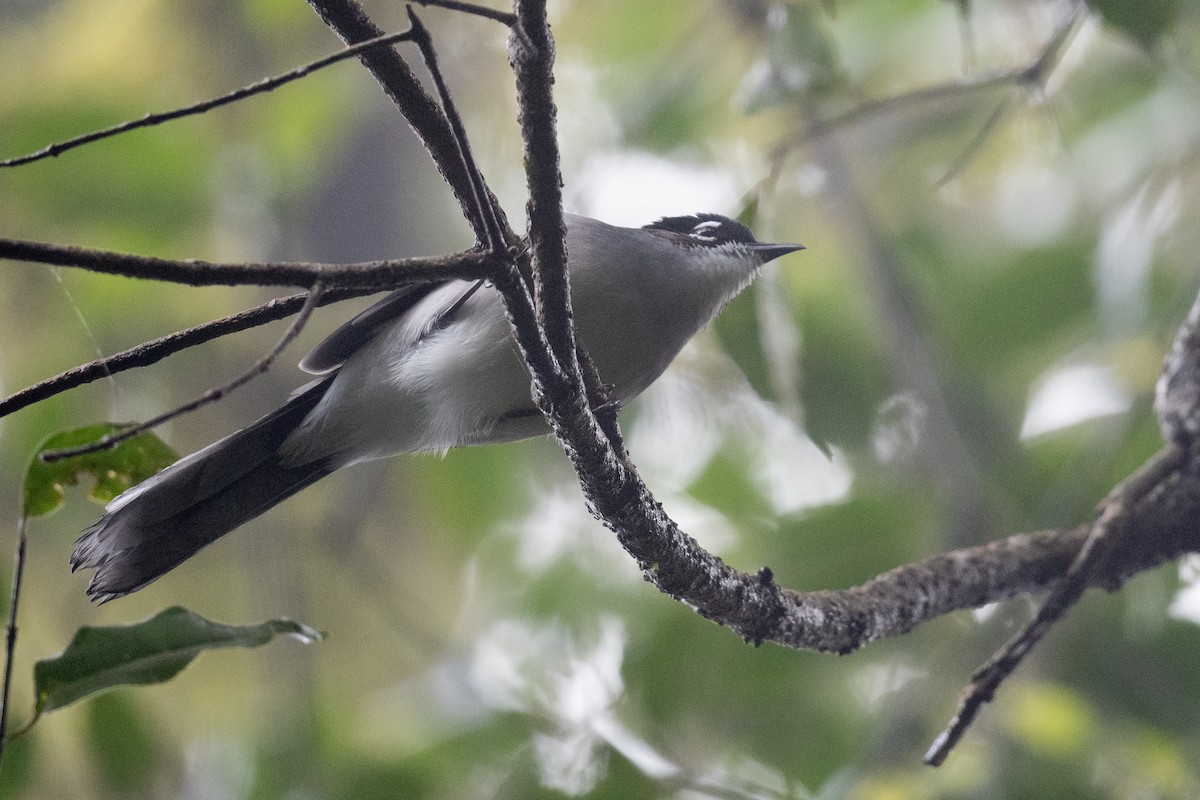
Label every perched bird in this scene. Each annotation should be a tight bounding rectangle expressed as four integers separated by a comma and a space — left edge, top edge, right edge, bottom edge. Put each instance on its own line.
71, 212, 803, 601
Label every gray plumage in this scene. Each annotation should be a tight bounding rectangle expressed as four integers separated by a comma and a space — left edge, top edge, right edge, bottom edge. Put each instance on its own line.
71, 213, 802, 601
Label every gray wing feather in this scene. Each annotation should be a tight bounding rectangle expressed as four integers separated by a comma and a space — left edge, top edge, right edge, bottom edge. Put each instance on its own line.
71, 377, 335, 601
299, 284, 444, 374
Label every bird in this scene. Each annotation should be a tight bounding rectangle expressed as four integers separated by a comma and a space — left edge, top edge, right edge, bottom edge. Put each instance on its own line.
71, 212, 803, 601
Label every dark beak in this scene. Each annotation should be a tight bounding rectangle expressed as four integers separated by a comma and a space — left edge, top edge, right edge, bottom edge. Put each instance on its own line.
749, 242, 805, 263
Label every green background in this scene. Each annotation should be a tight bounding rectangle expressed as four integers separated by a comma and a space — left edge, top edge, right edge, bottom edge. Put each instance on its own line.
1, 0, 1199, 797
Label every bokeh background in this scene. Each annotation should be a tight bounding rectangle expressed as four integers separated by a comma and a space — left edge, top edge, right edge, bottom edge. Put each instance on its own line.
2, 0, 1200, 797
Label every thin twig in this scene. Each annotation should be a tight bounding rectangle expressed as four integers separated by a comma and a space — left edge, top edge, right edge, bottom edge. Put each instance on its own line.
402, 5, 550, 391
410, 0, 517, 26
925, 443, 1185, 766
801, 3, 1083, 144
406, 8, 507, 254
42, 284, 327, 462
0, 237, 491, 288
805, 71, 1017, 141
306, 0, 505, 242
0, 513, 29, 765
1018, 1, 1085, 88
0, 287, 371, 421
933, 93, 1016, 188
0, 29, 416, 168
930, 2, 1083, 187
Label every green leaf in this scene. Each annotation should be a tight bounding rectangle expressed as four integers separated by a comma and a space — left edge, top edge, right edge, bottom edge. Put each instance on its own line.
22, 424, 178, 518
33, 606, 322, 716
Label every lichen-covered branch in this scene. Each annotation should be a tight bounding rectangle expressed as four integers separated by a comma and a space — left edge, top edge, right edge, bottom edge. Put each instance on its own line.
498, 0, 1200, 663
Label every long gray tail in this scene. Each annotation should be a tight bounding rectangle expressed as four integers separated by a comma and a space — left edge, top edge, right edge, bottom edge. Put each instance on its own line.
71, 379, 336, 603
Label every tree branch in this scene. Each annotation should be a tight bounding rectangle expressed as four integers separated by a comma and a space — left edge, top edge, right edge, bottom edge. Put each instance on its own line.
0, 237, 490, 288
494, 0, 1200, 672
511, 0, 575, 372
0, 28, 418, 168
410, 0, 517, 26
926, 443, 1186, 765
0, 287, 372, 421
42, 284, 327, 461
304, 0, 514, 244
804, 2, 1083, 143
6, 3, 1198, 767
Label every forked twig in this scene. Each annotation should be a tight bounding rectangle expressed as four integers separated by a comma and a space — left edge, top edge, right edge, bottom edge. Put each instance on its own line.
406, 9, 507, 255
42, 284, 327, 462
925, 444, 1185, 765
410, 0, 517, 26
800, 1, 1084, 184
306, 0, 503, 241
0, 287, 372, 421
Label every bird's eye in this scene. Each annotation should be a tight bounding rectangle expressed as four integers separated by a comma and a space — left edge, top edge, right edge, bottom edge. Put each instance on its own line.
690, 220, 722, 242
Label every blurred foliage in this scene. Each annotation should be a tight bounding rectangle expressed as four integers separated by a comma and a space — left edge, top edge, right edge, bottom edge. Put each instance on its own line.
1, 0, 1200, 798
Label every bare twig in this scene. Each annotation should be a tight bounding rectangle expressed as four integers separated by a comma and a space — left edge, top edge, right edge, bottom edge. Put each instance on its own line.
306, 0, 513, 243
0, 515, 29, 762
410, 0, 517, 26
802, 3, 1084, 148
0, 287, 372, 421
6, 1, 1199, 763
806, 70, 1016, 141
925, 275, 1200, 763
925, 444, 1185, 765
0, 29, 417, 168
406, 8, 507, 254
42, 283, 327, 462
0, 237, 490, 288
933, 94, 1016, 187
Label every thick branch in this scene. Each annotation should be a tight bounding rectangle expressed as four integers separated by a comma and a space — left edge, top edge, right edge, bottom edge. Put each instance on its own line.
504, 0, 632, 503
496, 1, 1198, 660
511, 1, 575, 370
12, 0, 1190, 671
1156, 290, 1200, 445
610, 444, 1199, 655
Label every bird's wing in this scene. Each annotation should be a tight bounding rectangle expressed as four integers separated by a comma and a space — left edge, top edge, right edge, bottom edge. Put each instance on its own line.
299, 281, 480, 375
